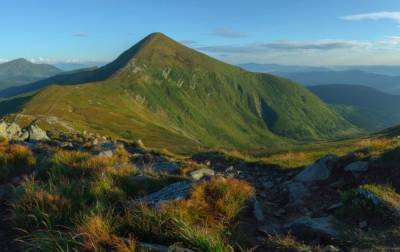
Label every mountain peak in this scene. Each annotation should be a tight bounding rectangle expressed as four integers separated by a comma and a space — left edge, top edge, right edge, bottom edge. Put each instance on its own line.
7, 58, 31, 65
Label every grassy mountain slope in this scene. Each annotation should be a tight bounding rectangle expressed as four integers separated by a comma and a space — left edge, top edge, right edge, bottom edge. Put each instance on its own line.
0, 59, 62, 90
309, 84, 400, 131
3, 33, 358, 152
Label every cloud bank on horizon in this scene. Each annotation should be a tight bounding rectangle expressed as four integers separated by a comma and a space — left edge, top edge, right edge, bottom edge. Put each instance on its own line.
340, 11, 400, 22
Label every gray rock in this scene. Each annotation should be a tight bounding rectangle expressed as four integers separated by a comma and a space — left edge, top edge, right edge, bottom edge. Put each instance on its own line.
60, 142, 74, 149
27, 124, 50, 141
153, 162, 181, 174
344, 161, 369, 173
138, 181, 193, 206
252, 198, 265, 222
295, 155, 338, 182
139, 242, 194, 252
323, 245, 340, 252
274, 208, 286, 217
189, 168, 215, 180
285, 216, 339, 240
326, 202, 343, 211
258, 223, 282, 235
359, 220, 368, 229
98, 150, 114, 158
262, 181, 274, 190
287, 182, 311, 206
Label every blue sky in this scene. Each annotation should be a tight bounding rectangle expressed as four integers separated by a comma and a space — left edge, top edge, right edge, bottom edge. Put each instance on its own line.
2, 0, 400, 65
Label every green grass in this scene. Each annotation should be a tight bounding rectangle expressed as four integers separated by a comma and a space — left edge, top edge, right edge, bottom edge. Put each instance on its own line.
2, 33, 359, 154
7, 145, 254, 251
337, 184, 400, 226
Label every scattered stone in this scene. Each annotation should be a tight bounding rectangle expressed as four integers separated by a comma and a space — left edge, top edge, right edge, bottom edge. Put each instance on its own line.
92, 138, 99, 145
294, 155, 338, 182
262, 181, 274, 190
138, 181, 193, 206
27, 124, 50, 141
59, 142, 74, 149
285, 216, 339, 240
326, 202, 343, 212
252, 197, 265, 222
274, 208, 286, 217
287, 182, 311, 206
139, 242, 193, 252
98, 150, 114, 158
189, 168, 215, 180
359, 220, 368, 229
258, 223, 282, 235
153, 162, 181, 174
344, 161, 369, 173
323, 245, 340, 252
225, 166, 234, 172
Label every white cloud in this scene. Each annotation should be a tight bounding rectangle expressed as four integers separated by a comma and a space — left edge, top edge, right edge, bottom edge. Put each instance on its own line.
197, 37, 400, 65
340, 11, 400, 22
199, 39, 369, 54
378, 36, 400, 46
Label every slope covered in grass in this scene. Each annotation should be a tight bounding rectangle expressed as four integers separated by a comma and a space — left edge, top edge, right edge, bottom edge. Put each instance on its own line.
309, 84, 400, 131
3, 33, 357, 152
0, 59, 62, 91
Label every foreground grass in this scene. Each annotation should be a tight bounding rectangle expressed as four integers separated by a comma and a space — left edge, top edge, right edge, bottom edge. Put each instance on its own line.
0, 138, 36, 181
211, 136, 400, 169
7, 146, 254, 251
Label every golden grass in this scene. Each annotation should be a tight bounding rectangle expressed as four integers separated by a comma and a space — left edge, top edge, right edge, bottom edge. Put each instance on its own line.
163, 177, 255, 227
77, 214, 136, 252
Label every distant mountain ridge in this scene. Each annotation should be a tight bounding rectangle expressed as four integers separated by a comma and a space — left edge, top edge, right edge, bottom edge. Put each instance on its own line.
239, 63, 400, 76
0, 58, 62, 91
309, 84, 400, 131
280, 70, 400, 95
0, 33, 358, 152
239, 63, 400, 94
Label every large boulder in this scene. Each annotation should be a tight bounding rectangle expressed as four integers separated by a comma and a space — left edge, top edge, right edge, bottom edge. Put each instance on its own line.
285, 216, 339, 241
153, 162, 181, 174
189, 168, 215, 180
344, 161, 369, 173
138, 181, 193, 206
287, 181, 311, 206
27, 124, 50, 141
295, 155, 338, 182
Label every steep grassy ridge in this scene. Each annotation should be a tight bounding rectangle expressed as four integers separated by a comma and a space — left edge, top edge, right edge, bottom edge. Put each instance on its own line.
4, 33, 357, 152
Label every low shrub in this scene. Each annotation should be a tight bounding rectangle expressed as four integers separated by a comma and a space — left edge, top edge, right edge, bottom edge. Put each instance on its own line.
337, 184, 400, 226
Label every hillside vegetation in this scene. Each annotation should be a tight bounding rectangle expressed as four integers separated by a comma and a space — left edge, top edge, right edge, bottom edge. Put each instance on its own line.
0, 33, 358, 153
0, 59, 61, 91
309, 84, 400, 131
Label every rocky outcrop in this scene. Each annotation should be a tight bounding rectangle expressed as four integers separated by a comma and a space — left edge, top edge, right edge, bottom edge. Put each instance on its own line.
295, 155, 338, 182
0, 121, 49, 142
0, 121, 25, 141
